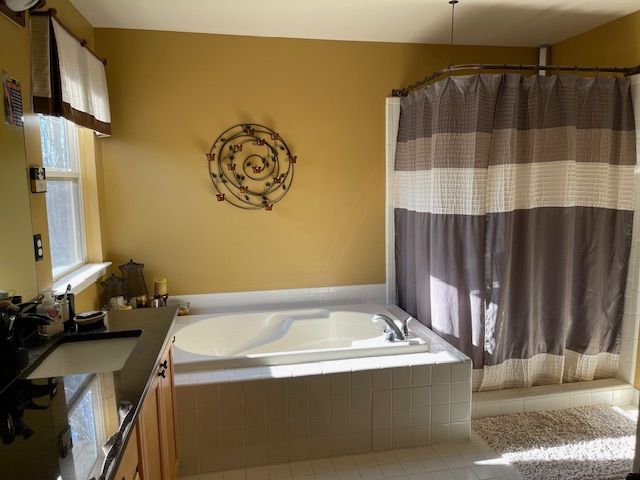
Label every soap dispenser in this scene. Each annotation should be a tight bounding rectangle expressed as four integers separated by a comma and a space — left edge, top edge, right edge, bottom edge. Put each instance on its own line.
37, 289, 63, 335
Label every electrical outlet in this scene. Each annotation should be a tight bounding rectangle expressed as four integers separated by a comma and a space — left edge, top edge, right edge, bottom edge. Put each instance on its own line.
33, 234, 44, 262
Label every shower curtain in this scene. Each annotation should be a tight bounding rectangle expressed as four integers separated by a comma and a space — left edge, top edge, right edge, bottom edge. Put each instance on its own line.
394, 74, 636, 391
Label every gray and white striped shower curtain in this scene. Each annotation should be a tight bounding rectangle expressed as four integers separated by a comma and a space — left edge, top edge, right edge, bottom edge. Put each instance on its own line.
394, 74, 635, 391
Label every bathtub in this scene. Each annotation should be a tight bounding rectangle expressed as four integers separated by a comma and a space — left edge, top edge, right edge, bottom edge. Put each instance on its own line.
173, 303, 473, 469
172, 304, 459, 371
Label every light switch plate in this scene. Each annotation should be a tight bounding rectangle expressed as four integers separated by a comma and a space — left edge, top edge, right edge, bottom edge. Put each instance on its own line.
29, 167, 46, 193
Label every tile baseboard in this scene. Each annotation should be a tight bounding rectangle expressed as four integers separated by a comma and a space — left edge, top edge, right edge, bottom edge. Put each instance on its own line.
472, 378, 638, 419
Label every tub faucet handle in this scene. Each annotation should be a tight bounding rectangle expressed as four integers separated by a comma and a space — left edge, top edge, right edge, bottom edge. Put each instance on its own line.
402, 317, 411, 337
384, 329, 396, 342
372, 313, 405, 342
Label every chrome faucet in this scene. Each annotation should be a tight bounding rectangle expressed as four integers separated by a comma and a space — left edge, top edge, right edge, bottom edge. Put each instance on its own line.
372, 314, 406, 342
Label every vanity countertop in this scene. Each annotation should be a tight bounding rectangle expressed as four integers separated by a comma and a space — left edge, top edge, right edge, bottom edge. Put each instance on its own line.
0, 306, 177, 480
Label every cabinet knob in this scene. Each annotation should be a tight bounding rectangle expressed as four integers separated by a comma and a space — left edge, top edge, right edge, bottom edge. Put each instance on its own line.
158, 369, 167, 378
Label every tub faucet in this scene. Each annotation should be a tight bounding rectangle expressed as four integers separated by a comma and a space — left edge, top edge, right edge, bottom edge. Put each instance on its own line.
372, 314, 406, 342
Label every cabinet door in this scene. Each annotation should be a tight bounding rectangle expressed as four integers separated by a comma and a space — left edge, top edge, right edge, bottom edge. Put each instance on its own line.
136, 380, 163, 480
158, 342, 179, 479
113, 428, 139, 480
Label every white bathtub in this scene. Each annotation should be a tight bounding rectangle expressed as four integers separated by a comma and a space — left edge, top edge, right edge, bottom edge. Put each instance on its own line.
172, 304, 461, 371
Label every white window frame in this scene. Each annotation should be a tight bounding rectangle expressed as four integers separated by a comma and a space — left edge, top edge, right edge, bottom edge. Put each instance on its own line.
40, 116, 87, 280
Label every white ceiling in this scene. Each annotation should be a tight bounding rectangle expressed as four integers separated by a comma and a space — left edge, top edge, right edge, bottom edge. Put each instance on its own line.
68, 0, 640, 47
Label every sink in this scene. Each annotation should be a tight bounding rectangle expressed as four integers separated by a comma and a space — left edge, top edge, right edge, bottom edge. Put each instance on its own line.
27, 333, 141, 379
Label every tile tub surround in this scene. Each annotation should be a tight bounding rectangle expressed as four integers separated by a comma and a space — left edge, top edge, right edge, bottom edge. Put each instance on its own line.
168, 284, 387, 315
175, 363, 472, 476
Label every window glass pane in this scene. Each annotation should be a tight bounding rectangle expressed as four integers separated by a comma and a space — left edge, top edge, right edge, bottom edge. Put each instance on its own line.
64, 374, 91, 403
45, 180, 85, 277
39, 115, 72, 171
67, 381, 100, 478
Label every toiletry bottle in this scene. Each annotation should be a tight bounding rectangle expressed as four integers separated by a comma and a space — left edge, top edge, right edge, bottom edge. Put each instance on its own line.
37, 289, 62, 323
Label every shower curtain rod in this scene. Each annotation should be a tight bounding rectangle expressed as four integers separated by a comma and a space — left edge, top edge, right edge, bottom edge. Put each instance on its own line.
392, 63, 640, 97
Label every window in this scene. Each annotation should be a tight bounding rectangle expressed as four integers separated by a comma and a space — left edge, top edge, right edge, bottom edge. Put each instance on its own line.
40, 116, 86, 279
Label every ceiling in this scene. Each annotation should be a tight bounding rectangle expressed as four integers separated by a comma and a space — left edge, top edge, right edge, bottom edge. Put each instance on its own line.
68, 0, 640, 47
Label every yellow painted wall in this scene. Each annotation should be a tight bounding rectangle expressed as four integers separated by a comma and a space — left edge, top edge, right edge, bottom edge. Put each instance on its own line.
551, 10, 640, 66
95, 28, 536, 295
0, 12, 36, 299
74, 282, 100, 312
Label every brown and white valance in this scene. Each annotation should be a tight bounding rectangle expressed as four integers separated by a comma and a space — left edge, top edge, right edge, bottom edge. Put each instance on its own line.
30, 15, 111, 135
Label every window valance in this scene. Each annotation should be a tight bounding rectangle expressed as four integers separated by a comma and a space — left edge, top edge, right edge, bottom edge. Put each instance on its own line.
31, 15, 111, 135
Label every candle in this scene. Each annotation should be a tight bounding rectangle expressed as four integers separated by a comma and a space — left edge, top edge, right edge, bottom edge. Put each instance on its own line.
154, 278, 168, 296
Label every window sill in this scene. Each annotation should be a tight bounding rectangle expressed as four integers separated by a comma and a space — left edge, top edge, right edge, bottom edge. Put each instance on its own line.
53, 262, 111, 296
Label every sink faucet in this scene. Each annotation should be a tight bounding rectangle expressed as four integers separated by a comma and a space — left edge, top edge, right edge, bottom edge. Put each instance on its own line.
372, 314, 406, 342
13, 313, 52, 348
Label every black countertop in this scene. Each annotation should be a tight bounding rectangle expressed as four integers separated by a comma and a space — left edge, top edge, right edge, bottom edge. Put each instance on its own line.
0, 306, 177, 480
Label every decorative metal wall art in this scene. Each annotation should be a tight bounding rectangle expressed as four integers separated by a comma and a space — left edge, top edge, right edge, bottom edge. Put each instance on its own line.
206, 123, 297, 210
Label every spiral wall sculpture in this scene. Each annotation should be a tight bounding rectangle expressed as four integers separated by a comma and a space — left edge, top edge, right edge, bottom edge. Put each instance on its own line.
206, 123, 297, 210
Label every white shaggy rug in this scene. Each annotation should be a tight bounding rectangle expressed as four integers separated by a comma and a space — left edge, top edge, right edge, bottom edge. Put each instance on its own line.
472, 404, 636, 480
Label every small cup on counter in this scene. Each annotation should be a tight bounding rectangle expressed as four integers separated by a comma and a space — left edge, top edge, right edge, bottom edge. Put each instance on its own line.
38, 322, 64, 336
135, 295, 149, 308
108, 296, 126, 311
177, 302, 190, 316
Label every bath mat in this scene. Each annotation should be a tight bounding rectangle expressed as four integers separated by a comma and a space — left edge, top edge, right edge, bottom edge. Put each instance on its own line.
472, 404, 636, 480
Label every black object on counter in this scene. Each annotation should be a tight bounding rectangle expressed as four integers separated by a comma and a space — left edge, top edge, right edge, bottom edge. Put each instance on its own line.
0, 301, 51, 377
74, 310, 107, 332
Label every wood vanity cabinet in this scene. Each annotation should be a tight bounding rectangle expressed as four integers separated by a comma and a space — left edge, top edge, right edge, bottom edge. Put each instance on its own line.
113, 429, 140, 480
158, 340, 179, 479
136, 340, 179, 480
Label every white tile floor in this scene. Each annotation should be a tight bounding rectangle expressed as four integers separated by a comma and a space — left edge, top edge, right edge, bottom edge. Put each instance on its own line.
180, 431, 523, 480
180, 404, 638, 480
